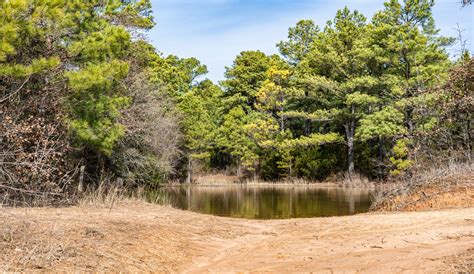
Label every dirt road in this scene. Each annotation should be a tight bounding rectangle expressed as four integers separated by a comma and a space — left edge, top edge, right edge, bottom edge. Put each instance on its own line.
1, 203, 473, 272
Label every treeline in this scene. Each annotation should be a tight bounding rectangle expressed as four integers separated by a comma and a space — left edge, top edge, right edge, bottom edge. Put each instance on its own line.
0, 0, 472, 204
1, 0, 187, 203
185, 1, 472, 182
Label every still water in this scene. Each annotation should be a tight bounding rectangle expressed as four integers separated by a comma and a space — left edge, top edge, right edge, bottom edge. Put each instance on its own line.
147, 185, 375, 220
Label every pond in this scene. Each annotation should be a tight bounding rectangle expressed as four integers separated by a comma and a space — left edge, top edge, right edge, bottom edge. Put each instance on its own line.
146, 185, 376, 219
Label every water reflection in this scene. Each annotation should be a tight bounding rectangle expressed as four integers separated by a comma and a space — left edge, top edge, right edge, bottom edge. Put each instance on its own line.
147, 186, 374, 219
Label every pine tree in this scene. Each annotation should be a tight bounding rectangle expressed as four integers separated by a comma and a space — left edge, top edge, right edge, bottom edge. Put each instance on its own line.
294, 7, 378, 179
277, 20, 319, 65
221, 51, 276, 111
371, 0, 453, 135
179, 80, 223, 183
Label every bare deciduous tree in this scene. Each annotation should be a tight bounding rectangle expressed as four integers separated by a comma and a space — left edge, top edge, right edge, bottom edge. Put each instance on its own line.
113, 72, 182, 185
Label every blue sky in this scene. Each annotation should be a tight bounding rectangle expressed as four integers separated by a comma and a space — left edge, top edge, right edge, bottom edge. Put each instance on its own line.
149, 0, 474, 82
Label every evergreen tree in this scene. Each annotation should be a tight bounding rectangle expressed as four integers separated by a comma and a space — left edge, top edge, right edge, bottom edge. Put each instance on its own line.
179, 80, 223, 182
294, 8, 378, 179
371, 0, 453, 135
151, 55, 208, 96
216, 106, 258, 176
277, 20, 319, 65
221, 51, 277, 111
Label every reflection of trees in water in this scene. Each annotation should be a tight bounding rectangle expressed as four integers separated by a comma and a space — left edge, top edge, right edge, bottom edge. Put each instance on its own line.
154, 186, 375, 219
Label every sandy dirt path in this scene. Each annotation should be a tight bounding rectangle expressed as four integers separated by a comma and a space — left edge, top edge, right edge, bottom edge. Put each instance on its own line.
1, 203, 473, 272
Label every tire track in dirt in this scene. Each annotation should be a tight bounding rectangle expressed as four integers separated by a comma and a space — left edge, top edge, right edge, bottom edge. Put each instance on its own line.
184, 209, 474, 273
1, 203, 473, 272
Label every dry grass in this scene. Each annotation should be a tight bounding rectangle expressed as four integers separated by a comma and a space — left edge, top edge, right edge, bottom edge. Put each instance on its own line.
0, 182, 142, 271
78, 184, 128, 208
0, 202, 183, 271
372, 162, 474, 211
0, 209, 74, 271
194, 174, 240, 185
444, 248, 474, 272
193, 173, 378, 188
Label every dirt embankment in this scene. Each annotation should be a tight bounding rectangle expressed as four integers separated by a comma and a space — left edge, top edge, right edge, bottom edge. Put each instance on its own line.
1, 201, 473, 272
373, 171, 473, 211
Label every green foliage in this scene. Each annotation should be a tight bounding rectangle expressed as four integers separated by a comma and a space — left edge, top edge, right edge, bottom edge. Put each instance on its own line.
152, 55, 208, 95
67, 61, 130, 155
217, 106, 258, 170
68, 26, 131, 62
211, 2, 458, 180
106, 0, 155, 29
293, 146, 342, 180
222, 51, 277, 110
2, 0, 467, 190
0, 0, 161, 178
345, 92, 380, 107
179, 80, 222, 161
356, 107, 407, 141
282, 109, 338, 122
279, 133, 343, 149
62, 0, 154, 156
277, 20, 319, 64
370, 0, 453, 134
245, 113, 281, 146
389, 138, 413, 176
0, 57, 60, 77
256, 67, 292, 113
290, 7, 376, 176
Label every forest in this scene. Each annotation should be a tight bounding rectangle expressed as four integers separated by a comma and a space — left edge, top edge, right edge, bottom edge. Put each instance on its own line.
1, 0, 473, 272
1, 0, 472, 204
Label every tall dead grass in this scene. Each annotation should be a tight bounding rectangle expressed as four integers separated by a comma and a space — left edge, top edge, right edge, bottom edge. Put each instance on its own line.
371, 162, 473, 211
77, 183, 151, 209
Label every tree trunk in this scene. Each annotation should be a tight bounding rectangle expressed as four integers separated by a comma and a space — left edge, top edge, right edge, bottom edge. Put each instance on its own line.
463, 118, 472, 161
406, 107, 414, 136
345, 122, 355, 180
78, 165, 85, 193
280, 104, 285, 132
304, 119, 311, 136
345, 104, 356, 181
378, 138, 385, 180
186, 158, 192, 184
403, 51, 414, 136
236, 159, 241, 177
289, 157, 293, 181
280, 115, 285, 131
304, 90, 311, 136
